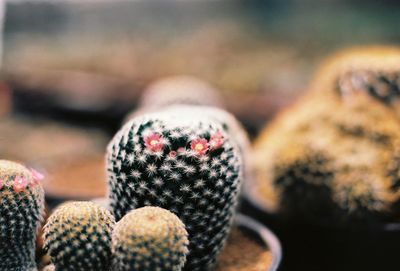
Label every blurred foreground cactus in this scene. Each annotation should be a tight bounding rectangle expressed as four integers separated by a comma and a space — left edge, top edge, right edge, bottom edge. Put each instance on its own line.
251, 46, 400, 225
43, 201, 115, 271
0, 160, 45, 271
112, 206, 189, 271
107, 106, 243, 270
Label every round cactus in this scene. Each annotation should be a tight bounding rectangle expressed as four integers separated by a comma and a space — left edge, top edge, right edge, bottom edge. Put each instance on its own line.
0, 160, 45, 271
251, 47, 400, 225
43, 201, 115, 271
111, 206, 189, 271
139, 76, 223, 109
106, 106, 243, 270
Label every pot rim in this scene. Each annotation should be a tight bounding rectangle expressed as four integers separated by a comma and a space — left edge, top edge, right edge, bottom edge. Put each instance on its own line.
235, 213, 282, 271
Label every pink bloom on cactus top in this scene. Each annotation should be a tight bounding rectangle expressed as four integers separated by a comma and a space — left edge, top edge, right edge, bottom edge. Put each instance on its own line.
13, 176, 29, 192
144, 133, 164, 152
191, 138, 209, 155
210, 131, 224, 149
169, 151, 177, 158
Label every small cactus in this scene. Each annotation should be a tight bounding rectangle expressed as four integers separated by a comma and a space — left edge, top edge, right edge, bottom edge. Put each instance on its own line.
0, 160, 45, 271
106, 106, 243, 270
43, 201, 115, 271
252, 47, 400, 225
111, 206, 189, 271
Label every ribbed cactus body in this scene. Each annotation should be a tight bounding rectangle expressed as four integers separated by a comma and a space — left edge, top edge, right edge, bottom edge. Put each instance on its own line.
112, 206, 189, 271
0, 160, 45, 271
107, 107, 242, 270
43, 201, 115, 271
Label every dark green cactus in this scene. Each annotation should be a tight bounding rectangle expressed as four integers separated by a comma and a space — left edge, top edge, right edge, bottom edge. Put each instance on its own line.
0, 160, 45, 271
106, 107, 243, 270
111, 206, 189, 271
43, 201, 115, 271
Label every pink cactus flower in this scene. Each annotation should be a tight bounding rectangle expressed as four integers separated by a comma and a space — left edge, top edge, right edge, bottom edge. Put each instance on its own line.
177, 147, 185, 154
191, 138, 209, 155
144, 133, 164, 152
13, 176, 29, 192
210, 131, 224, 150
169, 151, 177, 157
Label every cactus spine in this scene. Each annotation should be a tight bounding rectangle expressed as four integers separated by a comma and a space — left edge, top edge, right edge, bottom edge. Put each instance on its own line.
0, 160, 45, 271
106, 107, 243, 270
43, 201, 115, 271
111, 206, 189, 271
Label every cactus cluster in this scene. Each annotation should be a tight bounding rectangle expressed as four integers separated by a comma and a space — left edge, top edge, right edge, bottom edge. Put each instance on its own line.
251, 47, 400, 225
112, 206, 189, 271
106, 106, 243, 270
43, 201, 115, 271
0, 160, 45, 271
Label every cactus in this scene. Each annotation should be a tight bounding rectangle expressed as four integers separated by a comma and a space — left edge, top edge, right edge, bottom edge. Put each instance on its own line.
106, 106, 243, 270
139, 76, 223, 109
251, 47, 400, 225
0, 160, 45, 271
43, 201, 115, 271
111, 206, 189, 271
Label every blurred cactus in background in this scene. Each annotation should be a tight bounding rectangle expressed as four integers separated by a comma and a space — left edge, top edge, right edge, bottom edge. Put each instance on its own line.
139, 76, 224, 109
0, 160, 45, 271
251, 47, 400, 225
106, 106, 243, 270
43, 201, 115, 271
112, 206, 189, 271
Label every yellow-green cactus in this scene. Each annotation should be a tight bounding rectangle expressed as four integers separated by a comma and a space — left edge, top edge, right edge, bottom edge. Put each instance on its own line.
43, 201, 115, 271
0, 160, 45, 271
251, 47, 400, 224
111, 206, 189, 271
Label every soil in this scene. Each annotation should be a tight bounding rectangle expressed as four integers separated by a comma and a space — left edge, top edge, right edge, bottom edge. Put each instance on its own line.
216, 227, 272, 271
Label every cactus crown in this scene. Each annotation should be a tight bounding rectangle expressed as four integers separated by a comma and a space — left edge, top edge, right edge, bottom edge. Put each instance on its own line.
0, 160, 45, 271
107, 107, 242, 270
112, 206, 189, 271
43, 201, 115, 271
